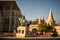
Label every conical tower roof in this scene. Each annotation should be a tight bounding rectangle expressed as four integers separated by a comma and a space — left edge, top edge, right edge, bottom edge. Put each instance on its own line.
46, 8, 55, 26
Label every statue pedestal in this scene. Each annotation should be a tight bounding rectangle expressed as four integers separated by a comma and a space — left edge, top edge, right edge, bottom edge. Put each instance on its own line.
16, 26, 26, 37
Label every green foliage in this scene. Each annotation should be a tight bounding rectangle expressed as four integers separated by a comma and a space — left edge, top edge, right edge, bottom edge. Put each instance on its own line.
38, 23, 53, 33
38, 23, 46, 32
46, 25, 53, 32
51, 28, 58, 35
19, 15, 26, 26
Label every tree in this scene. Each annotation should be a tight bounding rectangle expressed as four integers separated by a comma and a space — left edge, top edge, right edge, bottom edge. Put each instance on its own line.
46, 24, 53, 32
38, 23, 47, 32
19, 15, 26, 26
38, 23, 53, 34
51, 28, 58, 37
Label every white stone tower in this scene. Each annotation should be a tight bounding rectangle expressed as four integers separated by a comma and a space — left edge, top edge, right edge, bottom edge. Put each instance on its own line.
46, 8, 55, 26
38, 17, 45, 24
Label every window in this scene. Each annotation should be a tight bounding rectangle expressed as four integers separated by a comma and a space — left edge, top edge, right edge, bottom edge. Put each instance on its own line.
12, 12, 14, 16
5, 6, 9, 10
5, 18, 9, 24
5, 19, 7, 24
0, 6, 3, 10
1, 11, 3, 16
19, 30, 21, 33
7, 18, 9, 24
12, 19, 14, 25
22, 30, 24, 34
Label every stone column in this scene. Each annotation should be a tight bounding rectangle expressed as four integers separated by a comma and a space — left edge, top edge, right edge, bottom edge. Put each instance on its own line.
2, 6, 5, 32
14, 11, 16, 30
9, 6, 12, 32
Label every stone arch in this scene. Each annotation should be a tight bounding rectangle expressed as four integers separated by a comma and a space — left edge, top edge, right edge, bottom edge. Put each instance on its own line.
32, 28, 38, 33
29, 25, 38, 32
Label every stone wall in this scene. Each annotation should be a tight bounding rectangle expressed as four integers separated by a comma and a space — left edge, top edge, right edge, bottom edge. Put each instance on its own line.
54, 26, 60, 35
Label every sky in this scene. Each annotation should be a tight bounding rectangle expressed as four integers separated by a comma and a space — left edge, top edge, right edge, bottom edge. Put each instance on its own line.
16, 0, 60, 24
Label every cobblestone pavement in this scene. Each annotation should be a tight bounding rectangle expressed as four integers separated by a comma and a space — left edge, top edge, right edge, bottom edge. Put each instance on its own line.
0, 33, 60, 40
0, 37, 60, 40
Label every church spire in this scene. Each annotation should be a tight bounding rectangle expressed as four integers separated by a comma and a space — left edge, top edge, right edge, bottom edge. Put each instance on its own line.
48, 8, 53, 19
46, 8, 55, 26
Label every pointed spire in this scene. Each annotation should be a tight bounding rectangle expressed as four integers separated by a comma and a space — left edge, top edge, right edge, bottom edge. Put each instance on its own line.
46, 8, 55, 26
48, 8, 53, 19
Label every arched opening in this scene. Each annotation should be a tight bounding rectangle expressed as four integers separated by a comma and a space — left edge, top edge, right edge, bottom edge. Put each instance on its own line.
32, 28, 38, 36
32, 28, 37, 33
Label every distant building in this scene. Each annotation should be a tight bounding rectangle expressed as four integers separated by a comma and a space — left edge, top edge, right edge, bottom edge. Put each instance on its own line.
38, 9, 55, 26
46, 9, 55, 26
0, 0, 22, 32
16, 26, 27, 37
29, 9, 56, 33
38, 17, 45, 24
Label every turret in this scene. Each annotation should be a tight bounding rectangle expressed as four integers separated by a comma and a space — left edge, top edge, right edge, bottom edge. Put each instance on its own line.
38, 17, 45, 24
46, 8, 55, 26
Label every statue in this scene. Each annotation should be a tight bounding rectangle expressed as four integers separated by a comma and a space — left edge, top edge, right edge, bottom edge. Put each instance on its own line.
19, 15, 26, 26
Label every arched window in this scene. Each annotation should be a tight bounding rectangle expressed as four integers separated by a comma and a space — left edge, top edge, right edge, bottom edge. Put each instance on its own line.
19, 30, 21, 33
22, 30, 24, 34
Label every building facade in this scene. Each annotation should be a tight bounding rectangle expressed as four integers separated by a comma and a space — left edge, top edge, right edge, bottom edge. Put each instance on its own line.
16, 26, 27, 37
0, 0, 22, 32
